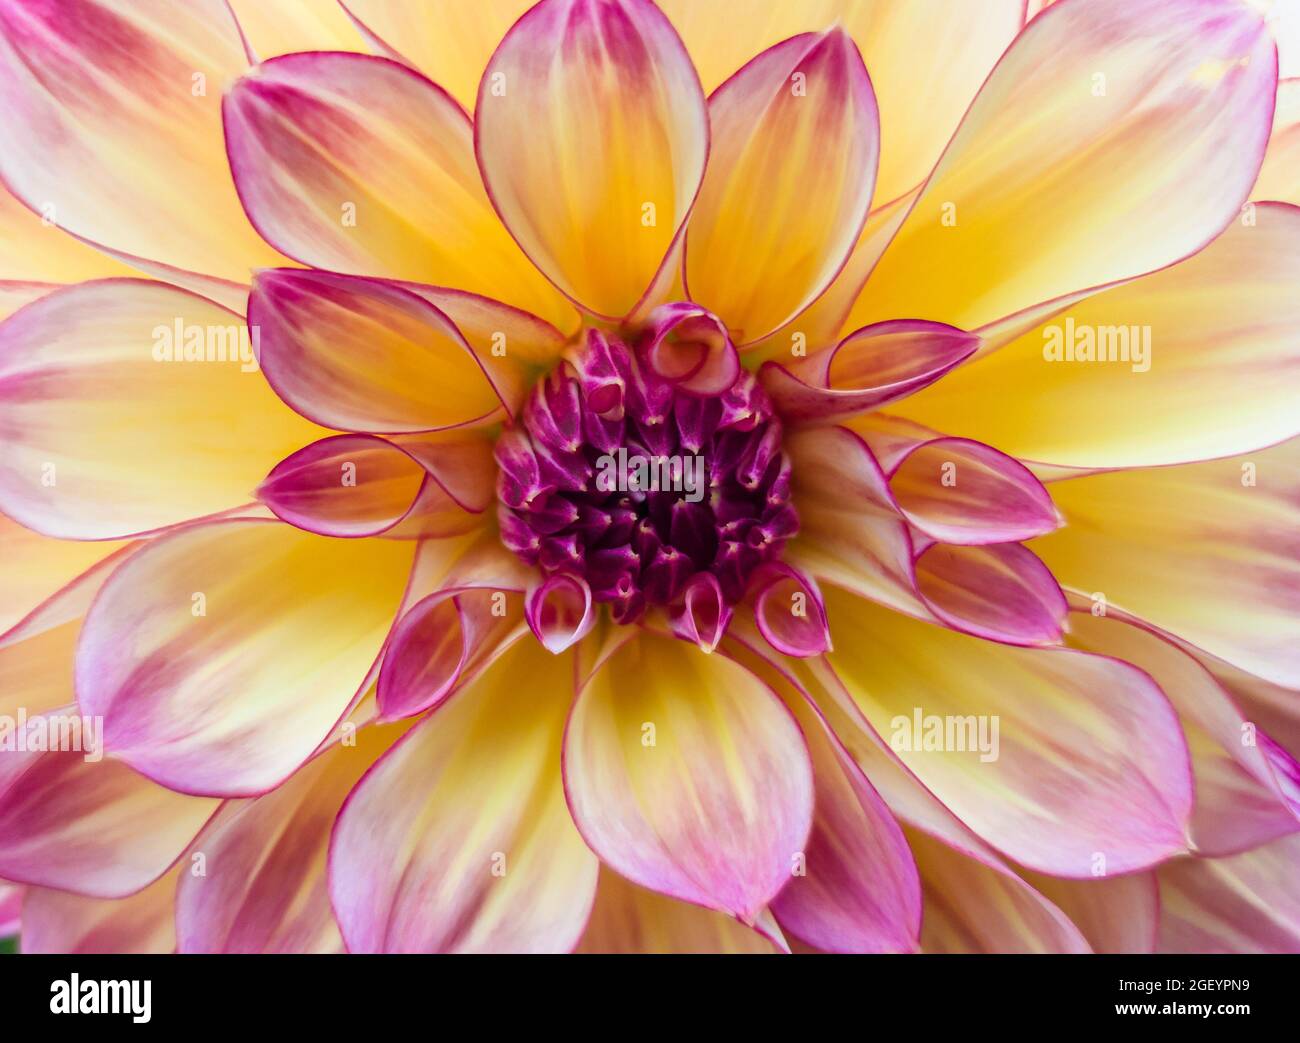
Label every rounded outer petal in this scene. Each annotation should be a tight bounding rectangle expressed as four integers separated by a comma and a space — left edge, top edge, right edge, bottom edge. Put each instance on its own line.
249, 269, 519, 433
576, 868, 781, 954
1157, 833, 1300, 953
1021, 870, 1159, 954
914, 542, 1068, 647
686, 29, 878, 344
475, 0, 708, 319
564, 632, 814, 921
823, 586, 1193, 875
175, 724, 409, 954
76, 520, 416, 797
330, 639, 598, 953
341, 0, 535, 111
21, 865, 180, 954
768, 687, 921, 954
1065, 609, 1300, 856
223, 51, 574, 331
728, 632, 1090, 953
0, 0, 284, 288
1032, 436, 1300, 688
760, 321, 978, 424
897, 204, 1300, 469
1254, 77, 1300, 204
846, 0, 1278, 334
658, 0, 1023, 207
0, 280, 325, 540
257, 433, 490, 539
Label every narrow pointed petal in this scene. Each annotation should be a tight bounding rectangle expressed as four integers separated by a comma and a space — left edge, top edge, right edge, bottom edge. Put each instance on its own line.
856, 427, 1061, 545
1034, 437, 1300, 688
686, 30, 878, 343
21, 866, 179, 954
824, 587, 1192, 875
378, 586, 525, 720
250, 270, 513, 433
175, 726, 407, 954
331, 641, 598, 953
769, 693, 920, 954
760, 321, 977, 424
257, 433, 487, 539
576, 868, 781, 954
77, 520, 415, 797
1066, 611, 1300, 856
914, 542, 1067, 647
847, 0, 1277, 333
223, 51, 574, 330
898, 204, 1300, 468
0, 0, 284, 287
1157, 834, 1300, 953
564, 633, 813, 920
753, 563, 832, 657
0, 281, 322, 539
475, 0, 708, 319
526, 573, 596, 654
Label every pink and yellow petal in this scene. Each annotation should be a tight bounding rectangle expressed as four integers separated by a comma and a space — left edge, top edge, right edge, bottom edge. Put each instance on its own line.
564, 632, 813, 921
0, 280, 324, 540
21, 864, 181, 954
223, 51, 575, 331
330, 640, 597, 953
685, 29, 877, 343
476, 0, 708, 319
847, 0, 1277, 333
76, 520, 415, 797
0, 0, 284, 288
229, 0, 365, 60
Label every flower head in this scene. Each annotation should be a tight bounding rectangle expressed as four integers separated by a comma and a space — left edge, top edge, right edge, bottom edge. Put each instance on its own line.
0, 0, 1299, 955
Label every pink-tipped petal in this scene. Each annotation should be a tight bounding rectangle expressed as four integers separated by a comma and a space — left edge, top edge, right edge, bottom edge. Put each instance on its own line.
640, 302, 739, 395
330, 640, 598, 953
223, 51, 572, 329
669, 572, 731, 653
914, 542, 1068, 647
526, 572, 596, 654
0, 280, 323, 540
760, 321, 978, 424
377, 585, 525, 720
564, 633, 814, 921
686, 29, 878, 343
0, 0, 283, 287
847, 0, 1278, 334
753, 563, 832, 657
175, 726, 406, 954
250, 270, 513, 434
824, 587, 1192, 876
475, 0, 707, 320
769, 692, 920, 954
76, 520, 415, 797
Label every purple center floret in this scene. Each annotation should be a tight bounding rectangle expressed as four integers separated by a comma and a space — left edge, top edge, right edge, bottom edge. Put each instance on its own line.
496, 329, 798, 624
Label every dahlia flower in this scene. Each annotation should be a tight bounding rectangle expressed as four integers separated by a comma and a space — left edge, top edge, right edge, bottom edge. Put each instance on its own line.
0, 0, 1298, 955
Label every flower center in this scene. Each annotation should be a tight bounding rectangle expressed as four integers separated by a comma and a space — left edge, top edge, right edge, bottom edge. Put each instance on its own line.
495, 322, 798, 624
